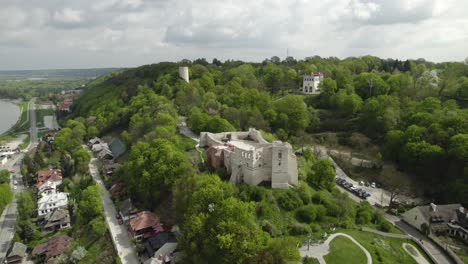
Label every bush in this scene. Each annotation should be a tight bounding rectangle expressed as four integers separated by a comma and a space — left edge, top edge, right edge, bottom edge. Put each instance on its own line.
276, 190, 303, 211
288, 223, 311, 235
378, 220, 393, 232
295, 205, 317, 223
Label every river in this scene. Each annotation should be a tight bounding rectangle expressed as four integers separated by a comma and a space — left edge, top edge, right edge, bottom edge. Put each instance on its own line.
0, 99, 20, 135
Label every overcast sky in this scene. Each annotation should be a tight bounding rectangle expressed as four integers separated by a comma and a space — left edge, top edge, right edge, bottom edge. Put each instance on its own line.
0, 0, 467, 70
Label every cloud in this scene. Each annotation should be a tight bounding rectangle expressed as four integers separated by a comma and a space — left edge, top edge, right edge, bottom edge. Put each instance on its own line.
0, 0, 466, 70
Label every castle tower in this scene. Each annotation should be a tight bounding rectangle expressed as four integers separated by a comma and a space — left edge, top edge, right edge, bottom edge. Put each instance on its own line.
179, 66, 189, 83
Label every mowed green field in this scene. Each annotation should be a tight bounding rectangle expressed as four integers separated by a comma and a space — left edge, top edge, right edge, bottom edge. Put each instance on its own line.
324, 236, 367, 264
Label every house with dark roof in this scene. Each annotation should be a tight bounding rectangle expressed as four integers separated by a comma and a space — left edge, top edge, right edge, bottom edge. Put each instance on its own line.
32, 235, 72, 262
40, 208, 71, 231
145, 231, 177, 258
128, 211, 163, 242
6, 242, 27, 264
119, 198, 138, 224
403, 203, 468, 242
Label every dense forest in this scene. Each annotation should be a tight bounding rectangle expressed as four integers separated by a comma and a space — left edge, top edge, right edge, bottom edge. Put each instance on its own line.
76, 56, 468, 206
70, 56, 468, 262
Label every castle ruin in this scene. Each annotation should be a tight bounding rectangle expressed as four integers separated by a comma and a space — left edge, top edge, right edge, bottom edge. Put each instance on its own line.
199, 128, 298, 189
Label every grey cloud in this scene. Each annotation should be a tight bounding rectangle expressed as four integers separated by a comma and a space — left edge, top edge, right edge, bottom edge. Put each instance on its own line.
0, 0, 466, 70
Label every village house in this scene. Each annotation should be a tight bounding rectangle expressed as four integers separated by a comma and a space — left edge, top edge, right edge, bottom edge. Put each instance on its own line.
6, 242, 27, 264
39, 208, 71, 232
37, 180, 57, 196
403, 203, 468, 243
144, 242, 178, 264
32, 235, 72, 263
301, 72, 324, 94
199, 128, 298, 189
129, 211, 164, 242
58, 100, 72, 112
36, 169, 62, 189
37, 191, 69, 217
145, 231, 177, 258
119, 198, 138, 224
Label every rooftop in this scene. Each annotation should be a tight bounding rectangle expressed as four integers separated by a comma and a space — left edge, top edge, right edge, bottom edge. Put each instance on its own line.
129, 211, 160, 231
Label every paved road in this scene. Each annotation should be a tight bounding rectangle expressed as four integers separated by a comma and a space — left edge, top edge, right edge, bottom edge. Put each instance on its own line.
299, 233, 372, 264
29, 99, 38, 146
177, 116, 200, 142
87, 155, 139, 264
0, 99, 37, 262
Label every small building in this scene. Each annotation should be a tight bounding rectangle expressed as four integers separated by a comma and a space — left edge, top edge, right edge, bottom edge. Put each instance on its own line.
129, 211, 163, 242
40, 208, 71, 231
119, 198, 138, 224
58, 100, 72, 112
145, 231, 177, 258
36, 169, 62, 189
302, 72, 324, 94
37, 191, 69, 217
6, 242, 27, 264
32, 235, 72, 262
144, 243, 178, 264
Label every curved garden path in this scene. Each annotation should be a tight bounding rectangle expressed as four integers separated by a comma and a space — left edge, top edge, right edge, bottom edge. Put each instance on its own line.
402, 243, 431, 264
299, 233, 372, 264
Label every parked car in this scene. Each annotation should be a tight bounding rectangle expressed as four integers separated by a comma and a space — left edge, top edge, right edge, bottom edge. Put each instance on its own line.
370, 182, 376, 188
13, 180, 17, 185
361, 192, 371, 198
359, 181, 364, 186
118, 218, 123, 225
365, 182, 370, 187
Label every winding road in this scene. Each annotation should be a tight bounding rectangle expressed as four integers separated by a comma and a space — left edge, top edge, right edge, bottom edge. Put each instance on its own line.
299, 233, 372, 264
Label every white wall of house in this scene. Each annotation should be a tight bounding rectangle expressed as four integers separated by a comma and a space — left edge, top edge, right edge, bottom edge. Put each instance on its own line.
37, 192, 69, 217
302, 74, 323, 94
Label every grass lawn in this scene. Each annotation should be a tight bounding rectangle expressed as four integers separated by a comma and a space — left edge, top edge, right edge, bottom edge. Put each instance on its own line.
19, 135, 30, 149
324, 236, 367, 264
341, 229, 433, 264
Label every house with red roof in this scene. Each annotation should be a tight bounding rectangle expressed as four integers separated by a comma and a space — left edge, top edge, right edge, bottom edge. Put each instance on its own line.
36, 169, 62, 189
128, 211, 163, 242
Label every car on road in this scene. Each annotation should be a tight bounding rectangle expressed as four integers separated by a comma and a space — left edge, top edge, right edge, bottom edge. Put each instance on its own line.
13, 180, 17, 185
13, 186, 17, 190
118, 218, 123, 225
361, 192, 371, 198
370, 182, 376, 188
359, 181, 364, 186
365, 182, 370, 187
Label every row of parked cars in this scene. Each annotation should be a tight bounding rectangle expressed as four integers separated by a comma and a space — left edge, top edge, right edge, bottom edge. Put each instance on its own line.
336, 177, 371, 199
